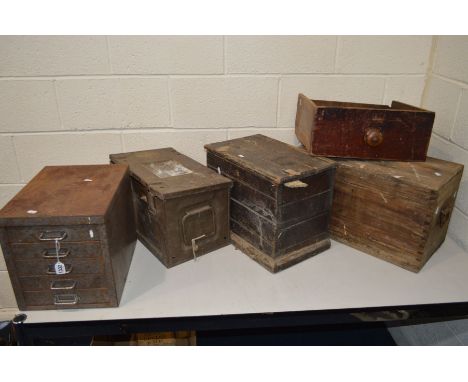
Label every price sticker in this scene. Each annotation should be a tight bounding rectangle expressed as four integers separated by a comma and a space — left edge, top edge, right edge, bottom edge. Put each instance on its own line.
54, 261, 66, 275
54, 239, 66, 275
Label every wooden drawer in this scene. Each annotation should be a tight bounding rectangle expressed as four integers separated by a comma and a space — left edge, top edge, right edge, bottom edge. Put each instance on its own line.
10, 241, 102, 260
23, 288, 111, 307
19, 274, 107, 291
14, 257, 105, 276
7, 225, 100, 243
295, 95, 435, 161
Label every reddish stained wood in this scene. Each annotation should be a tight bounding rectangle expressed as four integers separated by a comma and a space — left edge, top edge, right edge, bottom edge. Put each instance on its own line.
295, 94, 435, 161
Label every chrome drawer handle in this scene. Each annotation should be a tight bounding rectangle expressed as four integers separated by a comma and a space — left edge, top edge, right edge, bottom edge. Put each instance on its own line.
38, 231, 68, 241
42, 248, 70, 259
54, 294, 79, 305
50, 280, 77, 290
47, 264, 72, 275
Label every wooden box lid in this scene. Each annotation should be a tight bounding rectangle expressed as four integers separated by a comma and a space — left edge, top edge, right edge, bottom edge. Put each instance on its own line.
204, 134, 335, 185
0, 165, 129, 226
334, 157, 464, 192
110, 148, 232, 200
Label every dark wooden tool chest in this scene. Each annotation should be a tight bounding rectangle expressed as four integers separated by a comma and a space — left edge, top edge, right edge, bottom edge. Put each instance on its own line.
330, 157, 464, 272
205, 134, 336, 273
295, 94, 435, 161
110, 148, 232, 268
0, 165, 136, 310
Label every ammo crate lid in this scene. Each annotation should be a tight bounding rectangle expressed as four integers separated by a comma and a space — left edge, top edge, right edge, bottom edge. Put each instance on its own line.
204, 134, 335, 184
0, 164, 129, 226
334, 157, 464, 192
110, 148, 232, 200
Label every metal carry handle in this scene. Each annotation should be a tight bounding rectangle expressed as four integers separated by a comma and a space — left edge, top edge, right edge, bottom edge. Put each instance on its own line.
50, 280, 77, 290
46, 264, 73, 275
41, 248, 70, 259
38, 231, 68, 241
139, 192, 157, 215
54, 294, 79, 305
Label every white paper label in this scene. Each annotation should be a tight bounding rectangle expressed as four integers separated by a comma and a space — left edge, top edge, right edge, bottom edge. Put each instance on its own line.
54, 261, 66, 275
89, 229, 94, 238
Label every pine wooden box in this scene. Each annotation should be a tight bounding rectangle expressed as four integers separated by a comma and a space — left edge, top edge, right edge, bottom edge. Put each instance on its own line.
0, 165, 137, 310
110, 148, 232, 268
295, 94, 435, 161
329, 157, 464, 272
205, 134, 336, 273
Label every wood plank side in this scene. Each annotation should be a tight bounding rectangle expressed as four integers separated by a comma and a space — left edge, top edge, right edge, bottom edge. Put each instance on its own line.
295, 94, 316, 152
329, 162, 437, 272
311, 108, 433, 160
231, 198, 330, 258
422, 167, 464, 261
207, 151, 277, 199
295, 95, 435, 161
231, 232, 330, 273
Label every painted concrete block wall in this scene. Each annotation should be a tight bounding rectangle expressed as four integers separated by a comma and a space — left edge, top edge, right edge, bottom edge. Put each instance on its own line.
0, 36, 446, 320
388, 36, 468, 346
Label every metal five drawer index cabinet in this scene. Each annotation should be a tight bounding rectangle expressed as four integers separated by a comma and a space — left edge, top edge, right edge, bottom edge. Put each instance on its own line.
0, 165, 137, 311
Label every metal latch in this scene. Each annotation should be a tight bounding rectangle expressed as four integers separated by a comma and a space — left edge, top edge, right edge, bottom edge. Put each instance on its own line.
191, 234, 206, 261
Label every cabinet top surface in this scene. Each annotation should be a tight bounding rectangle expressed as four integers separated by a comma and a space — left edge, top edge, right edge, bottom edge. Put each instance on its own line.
335, 157, 464, 191
205, 134, 335, 184
110, 148, 231, 200
0, 165, 128, 224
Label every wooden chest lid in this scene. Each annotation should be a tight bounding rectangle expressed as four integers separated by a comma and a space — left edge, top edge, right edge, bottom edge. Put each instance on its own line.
110, 148, 232, 200
204, 134, 335, 184
0, 165, 129, 226
334, 157, 464, 191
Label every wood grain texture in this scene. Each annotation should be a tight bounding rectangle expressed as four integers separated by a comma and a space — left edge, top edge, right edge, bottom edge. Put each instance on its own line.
295, 94, 435, 161
231, 232, 330, 273
205, 134, 334, 184
110, 148, 231, 268
329, 157, 464, 272
206, 134, 335, 273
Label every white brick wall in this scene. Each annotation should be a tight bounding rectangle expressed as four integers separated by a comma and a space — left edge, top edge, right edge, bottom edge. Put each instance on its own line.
56, 78, 171, 130
424, 36, 468, 251
390, 36, 468, 346
0, 36, 110, 76
0, 36, 465, 324
0, 80, 61, 132
335, 36, 433, 74
108, 36, 224, 74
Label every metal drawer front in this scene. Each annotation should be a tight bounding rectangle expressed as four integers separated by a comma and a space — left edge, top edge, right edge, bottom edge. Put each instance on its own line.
7, 225, 100, 243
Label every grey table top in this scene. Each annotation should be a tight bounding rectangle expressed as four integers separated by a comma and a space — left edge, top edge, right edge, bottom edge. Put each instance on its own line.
21, 236, 468, 324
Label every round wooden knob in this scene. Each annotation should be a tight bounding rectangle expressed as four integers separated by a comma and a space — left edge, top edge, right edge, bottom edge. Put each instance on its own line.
364, 128, 383, 147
